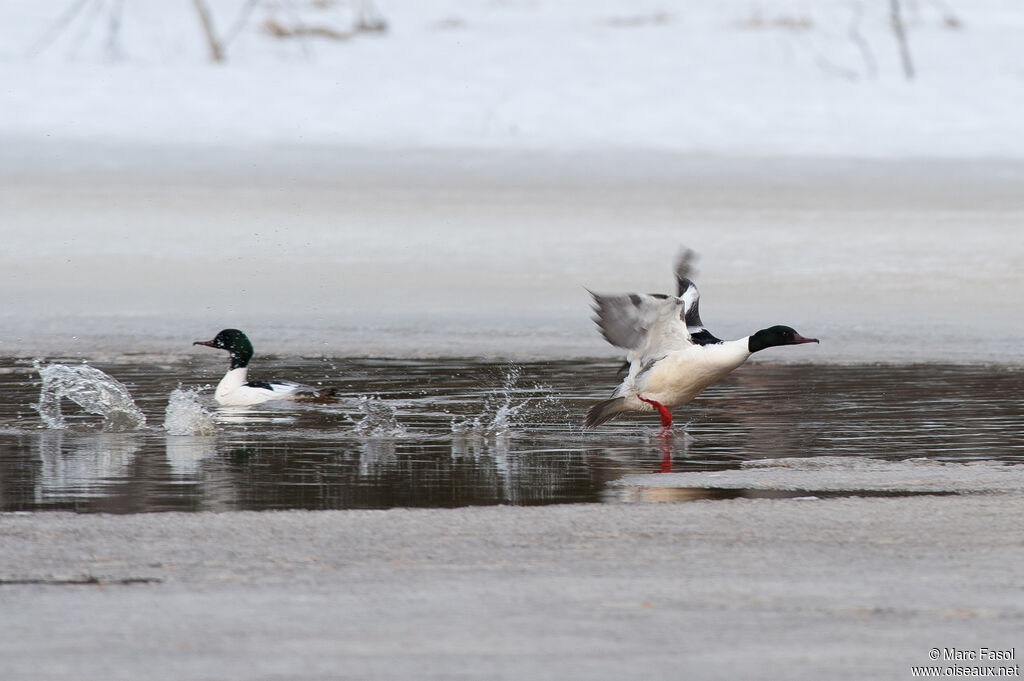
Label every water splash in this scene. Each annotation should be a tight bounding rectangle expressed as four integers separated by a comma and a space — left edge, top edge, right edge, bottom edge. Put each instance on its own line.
163, 386, 217, 436
352, 396, 406, 437
33, 361, 147, 431
451, 365, 565, 437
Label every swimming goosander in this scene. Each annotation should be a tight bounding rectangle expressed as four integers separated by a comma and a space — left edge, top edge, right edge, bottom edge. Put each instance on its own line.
193, 329, 335, 406
585, 249, 818, 432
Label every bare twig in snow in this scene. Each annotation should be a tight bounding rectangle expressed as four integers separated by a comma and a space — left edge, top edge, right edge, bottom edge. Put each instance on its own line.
106, 0, 125, 61
192, 0, 225, 62
263, 18, 352, 41
262, 0, 389, 44
889, 0, 915, 80
736, 8, 812, 31
354, 0, 388, 33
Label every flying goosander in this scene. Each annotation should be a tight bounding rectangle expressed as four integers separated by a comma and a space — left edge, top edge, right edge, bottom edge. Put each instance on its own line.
585, 249, 818, 432
193, 329, 335, 406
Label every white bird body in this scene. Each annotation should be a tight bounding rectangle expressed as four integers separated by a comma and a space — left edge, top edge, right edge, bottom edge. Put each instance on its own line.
195, 329, 335, 407
586, 249, 817, 430
212, 367, 309, 407
615, 339, 752, 411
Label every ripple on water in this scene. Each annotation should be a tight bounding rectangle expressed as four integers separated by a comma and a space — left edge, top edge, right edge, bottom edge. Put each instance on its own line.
0, 358, 1021, 512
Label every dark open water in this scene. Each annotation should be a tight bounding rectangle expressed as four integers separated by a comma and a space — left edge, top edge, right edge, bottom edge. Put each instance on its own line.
1, 357, 1022, 513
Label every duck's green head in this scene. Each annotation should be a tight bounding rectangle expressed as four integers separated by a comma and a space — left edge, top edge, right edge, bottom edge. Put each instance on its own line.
749, 325, 819, 353
194, 328, 254, 369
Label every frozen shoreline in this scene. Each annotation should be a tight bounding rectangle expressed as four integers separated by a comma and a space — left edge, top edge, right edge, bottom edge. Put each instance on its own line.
3, 145, 1023, 364
2, 464, 1022, 680
3, 2, 1022, 159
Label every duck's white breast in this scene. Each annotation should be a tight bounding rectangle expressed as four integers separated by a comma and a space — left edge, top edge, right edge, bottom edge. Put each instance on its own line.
636, 339, 751, 407
214, 368, 300, 406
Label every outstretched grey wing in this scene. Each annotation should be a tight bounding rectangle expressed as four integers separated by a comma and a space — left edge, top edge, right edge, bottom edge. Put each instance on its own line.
590, 291, 690, 355
674, 248, 704, 330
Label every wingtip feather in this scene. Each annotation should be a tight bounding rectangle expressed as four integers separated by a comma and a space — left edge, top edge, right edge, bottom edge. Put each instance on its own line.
584, 397, 628, 429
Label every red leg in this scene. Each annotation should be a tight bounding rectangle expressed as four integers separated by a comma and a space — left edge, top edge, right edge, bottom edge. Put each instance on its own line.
637, 395, 673, 431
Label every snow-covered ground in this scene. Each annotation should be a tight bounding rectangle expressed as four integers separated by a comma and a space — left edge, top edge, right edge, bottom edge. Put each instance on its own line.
1, 0, 1022, 157
3, 485, 1023, 681
2, 2, 1023, 361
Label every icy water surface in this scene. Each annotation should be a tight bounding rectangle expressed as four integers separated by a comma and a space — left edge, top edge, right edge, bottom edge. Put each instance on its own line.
0, 357, 1022, 513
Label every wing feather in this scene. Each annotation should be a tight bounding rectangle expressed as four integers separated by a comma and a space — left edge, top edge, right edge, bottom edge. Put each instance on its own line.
590, 290, 692, 358
674, 248, 705, 331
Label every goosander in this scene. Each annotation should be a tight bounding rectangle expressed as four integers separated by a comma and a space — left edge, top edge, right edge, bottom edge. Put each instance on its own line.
585, 249, 818, 432
193, 329, 335, 406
